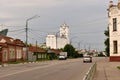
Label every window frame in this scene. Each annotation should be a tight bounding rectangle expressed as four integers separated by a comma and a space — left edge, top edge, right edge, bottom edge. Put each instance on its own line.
113, 18, 117, 31
113, 40, 118, 54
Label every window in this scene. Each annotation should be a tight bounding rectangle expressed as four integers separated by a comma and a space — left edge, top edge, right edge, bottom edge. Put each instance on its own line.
17, 50, 22, 59
113, 41, 117, 54
113, 18, 117, 31
9, 49, 15, 59
3, 50, 8, 61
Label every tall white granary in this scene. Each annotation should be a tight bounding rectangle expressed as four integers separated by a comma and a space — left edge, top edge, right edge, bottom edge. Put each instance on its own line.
46, 23, 70, 49
60, 23, 69, 39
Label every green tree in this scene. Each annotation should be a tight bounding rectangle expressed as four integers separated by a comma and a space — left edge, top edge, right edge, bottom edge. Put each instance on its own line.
104, 27, 109, 56
63, 44, 77, 58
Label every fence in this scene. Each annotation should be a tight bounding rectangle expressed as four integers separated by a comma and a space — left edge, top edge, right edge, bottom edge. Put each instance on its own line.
83, 62, 97, 80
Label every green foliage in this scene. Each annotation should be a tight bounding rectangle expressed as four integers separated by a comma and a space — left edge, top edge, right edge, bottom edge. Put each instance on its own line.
104, 38, 109, 46
104, 27, 109, 37
8, 61, 24, 64
73, 51, 80, 58
47, 53, 57, 60
63, 44, 79, 58
104, 27, 109, 56
98, 53, 105, 57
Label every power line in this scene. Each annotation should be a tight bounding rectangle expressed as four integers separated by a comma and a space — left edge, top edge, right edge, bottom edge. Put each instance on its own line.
28, 30, 45, 40
0, 24, 25, 28
9, 28, 25, 32
29, 28, 47, 37
71, 16, 108, 27
8, 30, 25, 36
70, 30, 104, 35
29, 28, 57, 34
28, 30, 46, 43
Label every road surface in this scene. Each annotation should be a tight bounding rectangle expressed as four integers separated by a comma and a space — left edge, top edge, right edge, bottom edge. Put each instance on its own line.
0, 58, 102, 80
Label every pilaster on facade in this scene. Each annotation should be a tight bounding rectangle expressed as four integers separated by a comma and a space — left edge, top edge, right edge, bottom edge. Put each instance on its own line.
108, 0, 120, 61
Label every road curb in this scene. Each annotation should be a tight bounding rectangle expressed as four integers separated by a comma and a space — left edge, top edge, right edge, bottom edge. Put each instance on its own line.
83, 62, 97, 80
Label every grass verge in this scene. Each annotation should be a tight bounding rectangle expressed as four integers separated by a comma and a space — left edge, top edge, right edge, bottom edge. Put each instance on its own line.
117, 66, 120, 70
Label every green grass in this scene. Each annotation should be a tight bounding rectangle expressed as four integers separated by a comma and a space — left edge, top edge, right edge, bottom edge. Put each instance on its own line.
8, 61, 21, 64
117, 66, 120, 70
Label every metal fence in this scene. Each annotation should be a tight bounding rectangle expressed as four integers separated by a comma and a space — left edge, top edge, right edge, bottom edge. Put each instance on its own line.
83, 62, 97, 80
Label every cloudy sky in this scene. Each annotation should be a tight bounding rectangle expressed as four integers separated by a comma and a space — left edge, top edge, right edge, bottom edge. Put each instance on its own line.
0, 0, 117, 51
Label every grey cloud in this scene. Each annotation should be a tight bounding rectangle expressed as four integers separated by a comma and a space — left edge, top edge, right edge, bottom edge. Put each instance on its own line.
0, 0, 110, 50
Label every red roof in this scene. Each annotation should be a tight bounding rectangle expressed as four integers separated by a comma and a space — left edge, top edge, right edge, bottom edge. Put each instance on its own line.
0, 35, 24, 47
29, 46, 46, 53
49, 49, 62, 54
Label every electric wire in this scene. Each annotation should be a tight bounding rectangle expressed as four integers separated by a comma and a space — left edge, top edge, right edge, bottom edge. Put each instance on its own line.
70, 17, 108, 27
9, 28, 25, 32
28, 30, 44, 40
8, 30, 25, 37
28, 28, 47, 37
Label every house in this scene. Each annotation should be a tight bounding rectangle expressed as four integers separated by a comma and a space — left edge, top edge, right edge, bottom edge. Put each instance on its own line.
48, 49, 62, 55
0, 35, 25, 63
108, 0, 120, 61
29, 46, 47, 60
47, 49, 62, 60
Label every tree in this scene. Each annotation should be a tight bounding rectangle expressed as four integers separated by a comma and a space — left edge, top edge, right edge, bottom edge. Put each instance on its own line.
104, 27, 109, 56
63, 44, 77, 58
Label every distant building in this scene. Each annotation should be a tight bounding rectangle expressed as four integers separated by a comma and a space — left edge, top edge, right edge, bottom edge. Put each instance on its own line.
28, 45, 47, 61
46, 23, 70, 49
46, 35, 57, 49
108, 0, 120, 61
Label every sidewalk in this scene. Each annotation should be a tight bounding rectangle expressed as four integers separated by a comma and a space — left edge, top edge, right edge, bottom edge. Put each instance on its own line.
93, 57, 120, 80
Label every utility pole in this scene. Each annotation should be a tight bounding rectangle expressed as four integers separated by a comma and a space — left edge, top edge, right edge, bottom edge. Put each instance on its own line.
78, 42, 80, 50
88, 44, 91, 52
78, 40, 83, 50
36, 40, 38, 52
56, 31, 59, 49
70, 36, 77, 45
56, 33, 57, 49
26, 20, 28, 60
25, 15, 40, 60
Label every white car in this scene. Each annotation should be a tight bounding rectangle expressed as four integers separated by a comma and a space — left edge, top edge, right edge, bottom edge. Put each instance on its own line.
83, 55, 92, 63
58, 55, 67, 60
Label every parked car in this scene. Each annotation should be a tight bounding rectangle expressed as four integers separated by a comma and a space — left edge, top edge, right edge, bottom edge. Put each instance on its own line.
58, 52, 67, 60
83, 55, 92, 63
58, 55, 67, 60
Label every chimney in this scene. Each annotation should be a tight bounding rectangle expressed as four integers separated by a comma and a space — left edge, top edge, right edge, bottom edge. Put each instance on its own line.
119, 0, 120, 3
109, 1, 113, 8
118, 0, 120, 9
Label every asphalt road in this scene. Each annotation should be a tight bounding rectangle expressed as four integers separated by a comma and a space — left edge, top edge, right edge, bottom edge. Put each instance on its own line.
0, 58, 100, 80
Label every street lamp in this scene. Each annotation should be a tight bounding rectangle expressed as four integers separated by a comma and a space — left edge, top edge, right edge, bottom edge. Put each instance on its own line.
55, 31, 60, 49
26, 15, 40, 60
70, 36, 77, 44
78, 40, 83, 50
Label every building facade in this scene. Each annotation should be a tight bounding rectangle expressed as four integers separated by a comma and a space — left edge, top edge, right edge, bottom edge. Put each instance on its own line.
28, 46, 47, 61
46, 35, 57, 49
0, 36, 25, 63
46, 23, 69, 49
108, 0, 120, 61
